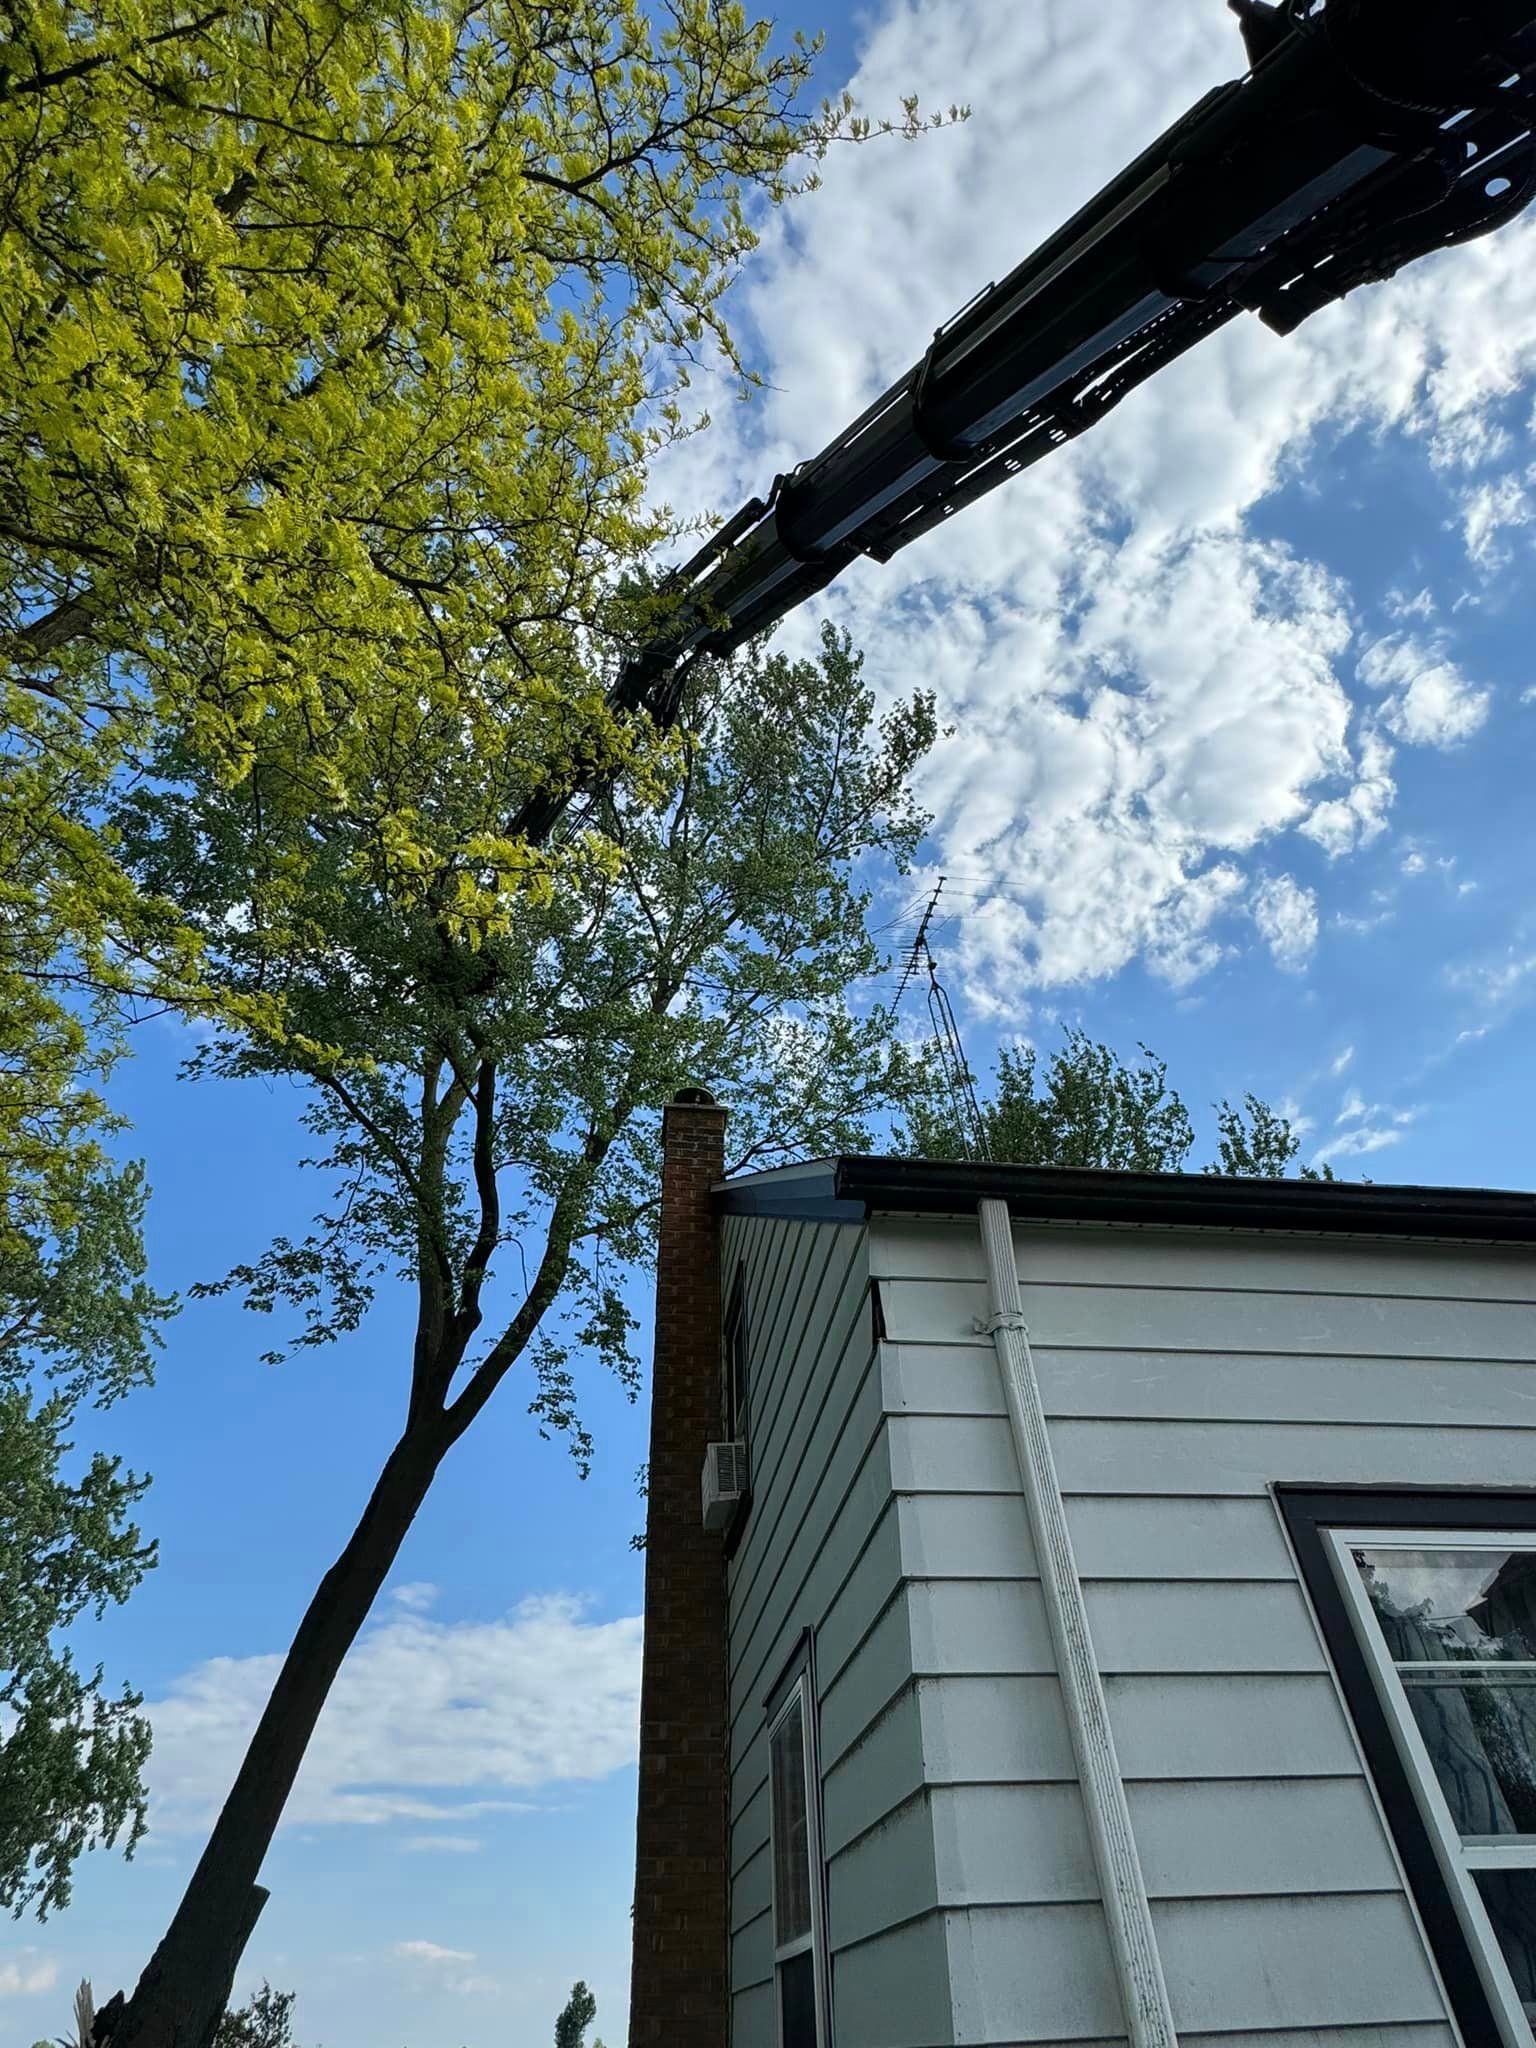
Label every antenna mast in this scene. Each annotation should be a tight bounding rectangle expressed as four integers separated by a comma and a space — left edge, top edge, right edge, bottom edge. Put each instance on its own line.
894, 881, 989, 1162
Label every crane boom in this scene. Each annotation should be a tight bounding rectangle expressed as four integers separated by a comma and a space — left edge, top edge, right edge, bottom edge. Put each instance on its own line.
517, 0, 1536, 837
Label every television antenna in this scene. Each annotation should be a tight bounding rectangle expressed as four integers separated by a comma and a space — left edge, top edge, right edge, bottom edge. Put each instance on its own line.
895, 880, 988, 1161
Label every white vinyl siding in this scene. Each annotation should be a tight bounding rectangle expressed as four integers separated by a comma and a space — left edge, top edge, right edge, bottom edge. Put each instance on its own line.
866, 1212, 1536, 2047
724, 1202, 1536, 2047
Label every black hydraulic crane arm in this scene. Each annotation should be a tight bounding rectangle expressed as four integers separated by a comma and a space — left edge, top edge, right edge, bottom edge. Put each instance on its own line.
517, 0, 1536, 839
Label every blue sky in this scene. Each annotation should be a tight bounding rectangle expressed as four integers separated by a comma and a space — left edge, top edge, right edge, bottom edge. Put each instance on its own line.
12, 0, 1536, 2041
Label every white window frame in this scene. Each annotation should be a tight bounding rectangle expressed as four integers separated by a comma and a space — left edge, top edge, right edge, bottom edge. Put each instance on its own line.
1327, 1524, 1536, 2046
766, 1653, 831, 2048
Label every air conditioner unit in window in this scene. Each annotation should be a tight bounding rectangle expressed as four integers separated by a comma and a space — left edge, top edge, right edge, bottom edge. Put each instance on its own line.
701, 1440, 750, 1532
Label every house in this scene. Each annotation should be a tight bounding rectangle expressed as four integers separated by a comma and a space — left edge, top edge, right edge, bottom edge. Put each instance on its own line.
628, 1090, 1536, 2048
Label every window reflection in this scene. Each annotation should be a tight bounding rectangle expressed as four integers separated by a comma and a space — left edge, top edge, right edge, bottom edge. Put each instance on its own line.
1403, 1676, 1536, 1836
770, 1696, 812, 1947
1474, 1870, 1536, 2023
1354, 1548, 1536, 1665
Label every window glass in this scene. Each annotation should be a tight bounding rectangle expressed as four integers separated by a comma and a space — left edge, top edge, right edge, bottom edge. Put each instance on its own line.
778, 1949, 817, 2048
770, 1695, 812, 1947
1474, 1870, 1536, 2022
727, 1290, 748, 1439
1354, 1548, 1536, 1664
1402, 1674, 1536, 1835
1340, 1533, 1536, 2045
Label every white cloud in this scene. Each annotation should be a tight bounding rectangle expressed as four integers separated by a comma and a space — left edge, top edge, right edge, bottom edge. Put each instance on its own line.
389, 1582, 439, 1613
1343, 909, 1400, 937
1277, 1094, 1315, 1143
1316, 1098, 1421, 1166
1330, 1046, 1355, 1077
396, 1941, 476, 1965
1316, 1124, 1410, 1165
1432, 411, 1513, 474
1252, 875, 1318, 973
643, 0, 1536, 999
0, 1953, 57, 1998
1358, 634, 1490, 748
1299, 726, 1396, 861
1401, 850, 1428, 877
1385, 587, 1437, 623
144, 1594, 642, 1834
394, 1940, 497, 1998
401, 1834, 483, 1854
1447, 948, 1536, 1013
1461, 470, 1532, 571
900, 532, 1351, 999
644, 0, 1536, 1004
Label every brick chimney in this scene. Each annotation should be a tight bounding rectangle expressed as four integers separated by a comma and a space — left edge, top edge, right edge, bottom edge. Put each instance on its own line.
629, 1088, 730, 2048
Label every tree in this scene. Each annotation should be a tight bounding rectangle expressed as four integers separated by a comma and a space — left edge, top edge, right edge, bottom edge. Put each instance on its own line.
32, 1980, 301, 2048
902, 1028, 1326, 1177
96, 622, 932, 2046
2, 0, 958, 1104
212, 1984, 298, 2048
555, 1981, 597, 2048
1, 1105, 171, 1920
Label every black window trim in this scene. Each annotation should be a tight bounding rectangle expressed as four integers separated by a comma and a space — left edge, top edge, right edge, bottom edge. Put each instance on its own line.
725, 1260, 749, 1443
1278, 1483, 1536, 2047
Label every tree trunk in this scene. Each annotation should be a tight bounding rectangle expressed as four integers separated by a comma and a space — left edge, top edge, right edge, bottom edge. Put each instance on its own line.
107, 1425, 447, 2048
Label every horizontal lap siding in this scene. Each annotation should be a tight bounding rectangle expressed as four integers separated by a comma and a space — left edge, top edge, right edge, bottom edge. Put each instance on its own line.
871, 1215, 1535, 2047
724, 1215, 927, 2048
944, 1896, 1452, 2044
832, 1912, 956, 2048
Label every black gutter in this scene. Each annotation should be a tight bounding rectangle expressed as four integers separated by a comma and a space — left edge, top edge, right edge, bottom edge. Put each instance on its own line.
822, 1157, 1536, 1244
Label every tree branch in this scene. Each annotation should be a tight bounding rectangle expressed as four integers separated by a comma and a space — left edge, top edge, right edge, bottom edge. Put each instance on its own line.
454, 1054, 500, 1328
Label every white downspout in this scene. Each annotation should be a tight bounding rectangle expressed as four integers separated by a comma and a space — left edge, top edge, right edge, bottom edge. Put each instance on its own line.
975, 1197, 1178, 2048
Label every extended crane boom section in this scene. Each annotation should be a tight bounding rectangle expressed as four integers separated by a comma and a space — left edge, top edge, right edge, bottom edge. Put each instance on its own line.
517, 0, 1536, 840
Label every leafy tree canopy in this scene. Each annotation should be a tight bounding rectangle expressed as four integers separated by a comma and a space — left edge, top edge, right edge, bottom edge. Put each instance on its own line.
120, 622, 934, 1427
1, 1137, 169, 1920
1, 0, 958, 1499
902, 1028, 1327, 1178
3, 0, 958, 1021
555, 1980, 598, 2048
90, 623, 933, 2044
212, 1982, 298, 2048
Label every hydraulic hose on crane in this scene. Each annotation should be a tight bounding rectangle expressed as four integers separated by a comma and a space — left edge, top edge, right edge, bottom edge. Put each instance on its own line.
514, 0, 1536, 839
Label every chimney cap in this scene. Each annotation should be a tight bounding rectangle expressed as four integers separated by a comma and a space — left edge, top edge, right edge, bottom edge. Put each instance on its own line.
670, 1085, 718, 1106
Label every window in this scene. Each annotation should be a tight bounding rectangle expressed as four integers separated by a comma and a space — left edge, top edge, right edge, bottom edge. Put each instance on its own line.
1281, 1488, 1536, 2048
725, 1266, 749, 1441
767, 1645, 829, 2048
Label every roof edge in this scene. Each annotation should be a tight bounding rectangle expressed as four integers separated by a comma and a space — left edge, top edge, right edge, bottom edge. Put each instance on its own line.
812, 1157, 1536, 1244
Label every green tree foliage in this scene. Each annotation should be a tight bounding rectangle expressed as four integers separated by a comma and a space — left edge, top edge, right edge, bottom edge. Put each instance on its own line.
4, 0, 889, 778
32, 1979, 302, 2048
903, 1028, 1326, 1177
1, 1131, 171, 1920
2, 0, 958, 1112
212, 1983, 298, 2048
98, 625, 933, 2044
555, 1981, 598, 2048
